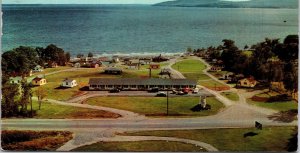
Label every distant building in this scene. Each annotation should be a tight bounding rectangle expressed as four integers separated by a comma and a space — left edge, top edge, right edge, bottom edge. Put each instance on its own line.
139, 58, 152, 65
32, 65, 43, 72
74, 63, 81, 68
104, 67, 122, 75
61, 78, 77, 88
128, 63, 140, 69
9, 76, 23, 84
89, 78, 197, 91
152, 54, 168, 62
238, 77, 257, 88
149, 64, 160, 69
31, 77, 47, 86
221, 72, 235, 80
209, 66, 222, 72
46, 61, 58, 68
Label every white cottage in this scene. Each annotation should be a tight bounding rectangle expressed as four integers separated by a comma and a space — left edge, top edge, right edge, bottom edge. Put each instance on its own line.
33, 65, 43, 72
61, 78, 78, 88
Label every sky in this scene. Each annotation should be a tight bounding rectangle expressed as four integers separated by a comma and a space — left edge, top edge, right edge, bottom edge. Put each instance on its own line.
2, 0, 171, 4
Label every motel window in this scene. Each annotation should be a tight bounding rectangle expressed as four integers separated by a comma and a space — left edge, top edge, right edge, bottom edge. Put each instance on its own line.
66, 82, 68, 85
108, 85, 113, 88
123, 85, 128, 88
244, 82, 247, 85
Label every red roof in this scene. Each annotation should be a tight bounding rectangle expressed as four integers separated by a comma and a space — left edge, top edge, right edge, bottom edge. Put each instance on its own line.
32, 77, 44, 81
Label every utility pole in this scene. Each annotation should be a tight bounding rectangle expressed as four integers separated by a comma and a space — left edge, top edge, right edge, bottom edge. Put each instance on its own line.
167, 90, 169, 116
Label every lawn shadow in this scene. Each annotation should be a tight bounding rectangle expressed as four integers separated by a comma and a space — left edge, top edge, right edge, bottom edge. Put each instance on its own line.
243, 132, 258, 138
268, 109, 298, 123
54, 86, 70, 90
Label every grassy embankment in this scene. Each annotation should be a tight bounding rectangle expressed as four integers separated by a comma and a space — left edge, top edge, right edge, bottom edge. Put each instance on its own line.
86, 97, 224, 117
29, 100, 120, 119
221, 92, 239, 101
1, 130, 73, 151
72, 141, 206, 152
247, 92, 298, 111
122, 126, 297, 152
171, 59, 229, 90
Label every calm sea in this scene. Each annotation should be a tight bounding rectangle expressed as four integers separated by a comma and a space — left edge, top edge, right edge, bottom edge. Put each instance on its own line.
2, 4, 298, 56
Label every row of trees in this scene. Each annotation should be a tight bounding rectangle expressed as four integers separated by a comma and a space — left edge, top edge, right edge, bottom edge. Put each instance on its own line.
2, 44, 65, 117
193, 35, 298, 96
2, 44, 70, 77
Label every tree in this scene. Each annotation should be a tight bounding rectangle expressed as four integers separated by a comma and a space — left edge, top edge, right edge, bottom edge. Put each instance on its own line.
274, 35, 298, 62
1, 83, 20, 117
220, 39, 242, 72
35, 86, 47, 110
65, 52, 71, 62
186, 47, 193, 53
77, 53, 84, 58
43, 44, 67, 66
19, 80, 32, 115
88, 52, 93, 58
283, 62, 298, 99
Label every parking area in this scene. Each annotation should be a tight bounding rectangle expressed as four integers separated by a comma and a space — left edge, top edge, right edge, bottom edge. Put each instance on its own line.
86, 89, 213, 97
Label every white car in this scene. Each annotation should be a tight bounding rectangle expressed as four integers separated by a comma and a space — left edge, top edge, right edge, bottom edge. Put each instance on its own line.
193, 88, 199, 94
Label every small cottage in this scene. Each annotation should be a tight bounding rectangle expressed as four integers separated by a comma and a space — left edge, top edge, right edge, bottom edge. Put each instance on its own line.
238, 77, 257, 88
31, 77, 47, 86
33, 65, 43, 72
128, 63, 139, 69
74, 62, 81, 68
139, 58, 152, 65
9, 76, 23, 84
61, 78, 77, 88
222, 72, 235, 80
209, 66, 222, 72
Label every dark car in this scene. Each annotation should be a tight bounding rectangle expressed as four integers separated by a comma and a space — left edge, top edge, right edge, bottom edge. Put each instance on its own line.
148, 87, 160, 93
109, 88, 120, 93
156, 92, 167, 97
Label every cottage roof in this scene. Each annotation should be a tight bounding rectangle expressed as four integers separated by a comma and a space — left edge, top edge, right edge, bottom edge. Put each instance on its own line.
63, 78, 76, 83
32, 77, 44, 81
89, 78, 196, 86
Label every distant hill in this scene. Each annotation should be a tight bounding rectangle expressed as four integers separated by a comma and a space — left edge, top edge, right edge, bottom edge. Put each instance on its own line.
154, 0, 298, 9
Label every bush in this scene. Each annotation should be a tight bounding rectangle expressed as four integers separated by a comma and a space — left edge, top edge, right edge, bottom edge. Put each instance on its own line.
267, 94, 293, 102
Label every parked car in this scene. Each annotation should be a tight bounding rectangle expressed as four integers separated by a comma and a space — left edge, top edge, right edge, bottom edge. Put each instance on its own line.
109, 88, 120, 93
156, 92, 167, 97
171, 90, 177, 94
177, 91, 185, 95
148, 87, 160, 93
183, 88, 190, 94
193, 88, 199, 94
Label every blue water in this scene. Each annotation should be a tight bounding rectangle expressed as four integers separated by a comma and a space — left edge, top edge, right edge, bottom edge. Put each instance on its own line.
2, 4, 298, 56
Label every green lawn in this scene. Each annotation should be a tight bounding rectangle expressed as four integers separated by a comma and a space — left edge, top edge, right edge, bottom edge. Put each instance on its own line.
247, 99, 298, 112
123, 126, 297, 152
221, 92, 239, 101
123, 62, 169, 78
247, 92, 298, 111
29, 100, 120, 119
72, 141, 206, 152
172, 59, 229, 90
33, 66, 73, 76
86, 97, 224, 117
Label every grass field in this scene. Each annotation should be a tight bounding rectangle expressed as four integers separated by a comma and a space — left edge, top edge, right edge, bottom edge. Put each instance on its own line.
247, 98, 298, 112
72, 141, 206, 152
31, 68, 142, 101
123, 126, 297, 152
172, 59, 229, 90
221, 92, 239, 101
247, 92, 298, 111
2, 130, 72, 151
86, 97, 224, 117
30, 100, 120, 119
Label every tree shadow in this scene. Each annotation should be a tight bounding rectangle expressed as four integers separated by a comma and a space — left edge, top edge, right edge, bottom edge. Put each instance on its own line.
285, 127, 298, 152
268, 109, 298, 123
243, 132, 258, 138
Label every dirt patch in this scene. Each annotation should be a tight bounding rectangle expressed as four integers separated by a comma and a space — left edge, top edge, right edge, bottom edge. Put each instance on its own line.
251, 96, 269, 102
71, 91, 87, 98
1, 130, 72, 151
71, 110, 121, 119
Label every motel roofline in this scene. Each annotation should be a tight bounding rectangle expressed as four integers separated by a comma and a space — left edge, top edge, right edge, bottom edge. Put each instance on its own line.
89, 78, 197, 86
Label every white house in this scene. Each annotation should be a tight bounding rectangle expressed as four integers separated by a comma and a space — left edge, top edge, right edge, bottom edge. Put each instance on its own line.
9, 76, 23, 84
61, 78, 78, 88
74, 62, 81, 68
33, 65, 43, 72
222, 72, 235, 80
